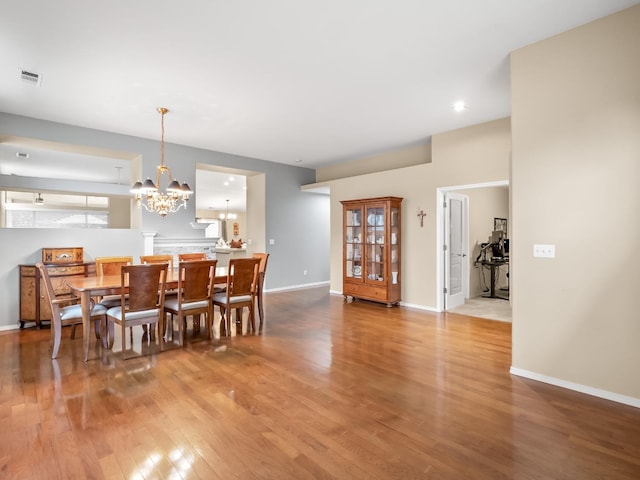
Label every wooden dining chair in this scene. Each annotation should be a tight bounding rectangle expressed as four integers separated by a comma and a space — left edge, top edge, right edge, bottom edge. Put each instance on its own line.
163, 259, 217, 344
105, 263, 167, 359
177, 252, 207, 262
95, 256, 134, 276
178, 252, 226, 293
140, 254, 174, 271
37, 262, 107, 359
212, 257, 260, 337
95, 256, 134, 308
252, 252, 270, 331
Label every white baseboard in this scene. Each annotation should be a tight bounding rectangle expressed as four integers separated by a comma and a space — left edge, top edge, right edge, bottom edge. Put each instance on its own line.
0, 324, 21, 332
398, 301, 439, 312
510, 367, 640, 409
265, 281, 330, 293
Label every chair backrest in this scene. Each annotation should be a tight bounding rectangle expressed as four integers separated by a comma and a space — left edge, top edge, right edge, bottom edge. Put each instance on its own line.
121, 263, 167, 312
140, 254, 174, 271
252, 252, 270, 289
95, 256, 134, 276
178, 259, 218, 303
252, 253, 270, 276
178, 252, 207, 262
226, 257, 260, 297
36, 262, 61, 308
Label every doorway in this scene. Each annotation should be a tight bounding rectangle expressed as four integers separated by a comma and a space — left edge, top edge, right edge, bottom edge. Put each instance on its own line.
436, 180, 509, 313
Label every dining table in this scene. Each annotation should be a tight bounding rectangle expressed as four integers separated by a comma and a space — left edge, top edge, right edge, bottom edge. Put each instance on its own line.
65, 266, 229, 361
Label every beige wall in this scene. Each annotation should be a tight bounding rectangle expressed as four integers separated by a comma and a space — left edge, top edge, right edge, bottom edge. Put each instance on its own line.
328, 118, 510, 308
511, 6, 640, 401
317, 142, 431, 182
246, 173, 266, 254
109, 197, 131, 228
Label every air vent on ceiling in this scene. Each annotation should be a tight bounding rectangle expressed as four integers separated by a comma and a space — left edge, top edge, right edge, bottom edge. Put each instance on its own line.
20, 69, 42, 86
16, 152, 30, 159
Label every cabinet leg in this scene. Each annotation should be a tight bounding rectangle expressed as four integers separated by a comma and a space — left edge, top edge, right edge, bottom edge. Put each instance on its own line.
20, 321, 25, 329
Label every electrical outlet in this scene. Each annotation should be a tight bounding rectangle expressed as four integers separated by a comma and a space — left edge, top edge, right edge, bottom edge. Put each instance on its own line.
533, 244, 555, 258
269, 238, 275, 245
303, 269, 308, 276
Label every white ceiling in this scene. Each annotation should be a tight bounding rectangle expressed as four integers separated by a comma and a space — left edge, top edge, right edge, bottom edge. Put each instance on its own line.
1, 1, 638, 195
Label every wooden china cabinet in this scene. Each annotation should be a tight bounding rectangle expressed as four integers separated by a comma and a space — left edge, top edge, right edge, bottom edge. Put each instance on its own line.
341, 196, 402, 307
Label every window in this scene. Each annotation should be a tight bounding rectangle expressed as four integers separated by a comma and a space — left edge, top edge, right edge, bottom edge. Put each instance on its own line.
2, 191, 110, 228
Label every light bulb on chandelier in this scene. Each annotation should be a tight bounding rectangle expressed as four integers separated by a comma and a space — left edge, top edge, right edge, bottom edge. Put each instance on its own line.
219, 199, 237, 220
130, 107, 192, 218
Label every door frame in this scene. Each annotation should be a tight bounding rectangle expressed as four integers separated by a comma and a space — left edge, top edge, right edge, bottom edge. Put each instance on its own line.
435, 180, 509, 312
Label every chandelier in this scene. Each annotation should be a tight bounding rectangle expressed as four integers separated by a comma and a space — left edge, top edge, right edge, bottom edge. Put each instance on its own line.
219, 199, 237, 220
131, 107, 192, 217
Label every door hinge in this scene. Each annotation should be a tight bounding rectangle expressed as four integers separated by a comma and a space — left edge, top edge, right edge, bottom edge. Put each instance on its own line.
443, 287, 448, 294
443, 244, 448, 251
443, 201, 447, 208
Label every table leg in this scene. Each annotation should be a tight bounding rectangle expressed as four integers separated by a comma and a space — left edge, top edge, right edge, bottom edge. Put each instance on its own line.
81, 291, 91, 362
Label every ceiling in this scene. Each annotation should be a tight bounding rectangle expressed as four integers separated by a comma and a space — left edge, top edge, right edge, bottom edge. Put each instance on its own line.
1, 1, 637, 192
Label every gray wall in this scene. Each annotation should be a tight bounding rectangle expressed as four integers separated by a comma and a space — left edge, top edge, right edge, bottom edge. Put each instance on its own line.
0, 112, 330, 329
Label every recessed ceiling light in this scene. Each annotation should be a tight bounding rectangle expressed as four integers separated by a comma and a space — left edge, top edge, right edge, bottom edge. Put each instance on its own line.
223, 181, 229, 186
295, 159, 302, 163
453, 101, 467, 112
228, 176, 235, 182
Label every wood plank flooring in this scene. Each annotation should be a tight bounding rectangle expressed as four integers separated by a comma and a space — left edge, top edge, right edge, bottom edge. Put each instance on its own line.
1, 286, 640, 479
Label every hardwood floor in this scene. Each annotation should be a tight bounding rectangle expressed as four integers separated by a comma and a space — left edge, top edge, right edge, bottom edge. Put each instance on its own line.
1, 286, 640, 479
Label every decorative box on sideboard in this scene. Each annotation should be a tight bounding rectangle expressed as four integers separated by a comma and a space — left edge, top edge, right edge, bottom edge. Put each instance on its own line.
19, 248, 95, 328
42, 247, 84, 264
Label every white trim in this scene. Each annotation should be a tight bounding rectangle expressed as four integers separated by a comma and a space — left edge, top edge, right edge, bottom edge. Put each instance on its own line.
398, 301, 439, 312
510, 367, 640, 409
265, 281, 330, 293
0, 324, 21, 332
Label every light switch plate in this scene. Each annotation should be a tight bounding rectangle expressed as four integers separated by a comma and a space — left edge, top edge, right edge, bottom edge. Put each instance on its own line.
533, 244, 555, 258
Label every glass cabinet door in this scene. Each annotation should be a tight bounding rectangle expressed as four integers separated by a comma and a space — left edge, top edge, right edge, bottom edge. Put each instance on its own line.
345, 207, 363, 278
365, 206, 385, 283
390, 206, 399, 285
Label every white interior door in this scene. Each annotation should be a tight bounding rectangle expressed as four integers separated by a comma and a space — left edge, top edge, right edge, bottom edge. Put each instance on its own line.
444, 192, 468, 309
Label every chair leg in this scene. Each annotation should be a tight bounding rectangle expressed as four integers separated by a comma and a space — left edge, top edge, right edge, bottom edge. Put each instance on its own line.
179, 314, 186, 346
257, 294, 264, 331
205, 308, 212, 340
122, 322, 127, 355
226, 307, 232, 338
219, 306, 228, 337
51, 319, 62, 359
248, 305, 256, 334
107, 320, 115, 349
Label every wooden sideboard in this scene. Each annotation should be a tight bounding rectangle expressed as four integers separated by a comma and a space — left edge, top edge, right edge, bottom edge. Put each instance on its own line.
19, 262, 95, 328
